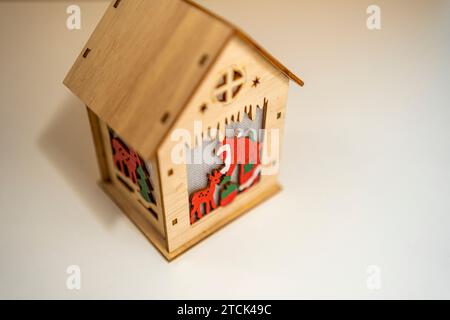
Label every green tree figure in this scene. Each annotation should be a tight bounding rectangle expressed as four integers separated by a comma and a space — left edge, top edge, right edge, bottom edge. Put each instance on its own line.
136, 165, 156, 204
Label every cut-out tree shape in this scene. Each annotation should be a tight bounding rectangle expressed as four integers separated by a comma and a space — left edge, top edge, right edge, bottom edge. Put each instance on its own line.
136, 164, 156, 204
110, 132, 157, 205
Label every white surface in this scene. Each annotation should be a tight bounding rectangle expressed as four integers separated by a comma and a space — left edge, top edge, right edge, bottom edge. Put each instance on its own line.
0, 0, 449, 299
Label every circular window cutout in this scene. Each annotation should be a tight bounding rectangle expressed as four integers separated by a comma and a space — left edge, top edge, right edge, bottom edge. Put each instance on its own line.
212, 66, 246, 105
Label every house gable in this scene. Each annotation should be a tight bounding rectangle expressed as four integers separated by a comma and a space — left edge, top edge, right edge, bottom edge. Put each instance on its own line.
157, 36, 290, 252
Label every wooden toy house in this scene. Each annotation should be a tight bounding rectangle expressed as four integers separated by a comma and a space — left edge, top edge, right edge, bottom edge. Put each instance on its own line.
63, 0, 303, 260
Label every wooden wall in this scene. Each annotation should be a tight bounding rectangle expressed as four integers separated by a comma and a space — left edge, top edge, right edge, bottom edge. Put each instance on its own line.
157, 36, 290, 253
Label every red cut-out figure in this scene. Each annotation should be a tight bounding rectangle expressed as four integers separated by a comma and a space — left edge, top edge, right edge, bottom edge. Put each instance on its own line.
219, 137, 261, 173
190, 170, 222, 224
111, 137, 141, 184
238, 162, 261, 191
219, 136, 262, 190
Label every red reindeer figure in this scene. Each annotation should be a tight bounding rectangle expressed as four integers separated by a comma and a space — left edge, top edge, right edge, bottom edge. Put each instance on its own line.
190, 170, 223, 224
111, 137, 141, 184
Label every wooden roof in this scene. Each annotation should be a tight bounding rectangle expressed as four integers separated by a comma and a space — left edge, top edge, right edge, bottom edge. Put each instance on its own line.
64, 0, 303, 160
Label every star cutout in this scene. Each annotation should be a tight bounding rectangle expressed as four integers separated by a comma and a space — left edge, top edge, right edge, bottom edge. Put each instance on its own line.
252, 77, 260, 87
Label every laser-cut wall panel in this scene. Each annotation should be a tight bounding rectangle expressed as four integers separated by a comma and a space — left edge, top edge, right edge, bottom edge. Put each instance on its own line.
108, 128, 158, 211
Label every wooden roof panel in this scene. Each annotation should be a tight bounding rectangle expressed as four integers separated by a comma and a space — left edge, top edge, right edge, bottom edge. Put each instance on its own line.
64, 0, 233, 159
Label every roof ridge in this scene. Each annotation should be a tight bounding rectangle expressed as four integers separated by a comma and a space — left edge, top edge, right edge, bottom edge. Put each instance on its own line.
182, 0, 304, 86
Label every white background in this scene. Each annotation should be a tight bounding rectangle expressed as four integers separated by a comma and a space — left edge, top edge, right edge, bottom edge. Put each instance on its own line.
0, 0, 449, 299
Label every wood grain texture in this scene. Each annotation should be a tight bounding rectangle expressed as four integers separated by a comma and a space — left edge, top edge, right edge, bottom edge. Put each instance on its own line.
64, 0, 234, 160
100, 178, 281, 261
98, 119, 167, 237
99, 181, 169, 258
86, 107, 111, 182
157, 37, 289, 252
183, 0, 304, 86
